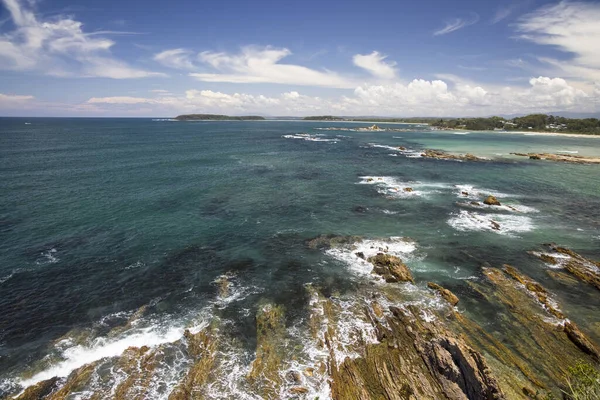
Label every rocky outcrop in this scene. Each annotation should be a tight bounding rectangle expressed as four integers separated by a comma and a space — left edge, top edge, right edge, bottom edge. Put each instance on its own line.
563, 322, 600, 362
427, 282, 459, 306
368, 253, 414, 283
532, 244, 600, 291
483, 196, 501, 206
421, 149, 485, 162
14, 378, 60, 400
511, 152, 600, 164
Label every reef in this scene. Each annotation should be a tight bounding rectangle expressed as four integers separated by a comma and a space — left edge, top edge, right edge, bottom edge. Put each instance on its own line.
511, 152, 600, 164
421, 149, 485, 162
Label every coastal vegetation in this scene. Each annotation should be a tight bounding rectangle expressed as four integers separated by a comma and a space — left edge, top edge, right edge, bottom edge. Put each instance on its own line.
175, 114, 265, 121
431, 114, 600, 135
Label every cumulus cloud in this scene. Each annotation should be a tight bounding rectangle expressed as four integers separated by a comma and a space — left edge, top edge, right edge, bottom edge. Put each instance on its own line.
83, 75, 591, 117
353, 51, 397, 80
516, 1, 600, 82
434, 13, 479, 36
0, 0, 163, 78
190, 46, 356, 88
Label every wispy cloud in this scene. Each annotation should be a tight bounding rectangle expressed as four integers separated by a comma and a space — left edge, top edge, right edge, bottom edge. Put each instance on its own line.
433, 13, 479, 36
353, 51, 397, 80
516, 1, 600, 82
0, 0, 163, 78
190, 46, 357, 88
154, 48, 195, 70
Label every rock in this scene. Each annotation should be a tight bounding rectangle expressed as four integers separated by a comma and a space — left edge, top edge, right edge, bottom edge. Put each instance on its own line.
462, 191, 469, 196
353, 205, 368, 213
285, 370, 302, 384
367, 178, 374, 182
355, 251, 365, 260
398, 146, 407, 150
404, 187, 414, 192
470, 201, 481, 206
491, 221, 501, 231
421, 148, 485, 162
214, 274, 232, 298
564, 322, 600, 362
428, 282, 459, 306
289, 386, 309, 394
529, 155, 541, 160
14, 377, 60, 400
306, 234, 362, 250
367, 253, 414, 283
540, 244, 600, 291
303, 367, 314, 377
484, 196, 501, 206
539, 254, 557, 264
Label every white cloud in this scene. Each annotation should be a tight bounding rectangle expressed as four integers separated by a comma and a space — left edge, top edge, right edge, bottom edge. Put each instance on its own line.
516, 1, 600, 82
0, 92, 34, 102
190, 46, 356, 88
0, 0, 163, 78
353, 51, 397, 80
154, 48, 195, 70
434, 13, 479, 36
81, 75, 591, 117
87, 96, 153, 104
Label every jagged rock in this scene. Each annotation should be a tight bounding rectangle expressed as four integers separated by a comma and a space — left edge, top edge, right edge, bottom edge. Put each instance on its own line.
289, 386, 309, 394
539, 254, 557, 265
427, 282, 459, 306
14, 377, 60, 400
285, 370, 302, 384
537, 244, 600, 291
564, 322, 600, 362
367, 178, 374, 182
247, 304, 287, 398
502, 265, 565, 319
368, 253, 414, 283
484, 196, 501, 206
421, 149, 485, 162
404, 187, 414, 192
214, 274, 232, 298
46, 362, 98, 399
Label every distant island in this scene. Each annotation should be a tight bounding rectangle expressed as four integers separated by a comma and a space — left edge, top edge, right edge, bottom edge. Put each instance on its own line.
175, 114, 265, 121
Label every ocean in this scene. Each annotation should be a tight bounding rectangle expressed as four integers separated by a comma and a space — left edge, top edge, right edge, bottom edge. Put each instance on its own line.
1, 118, 599, 398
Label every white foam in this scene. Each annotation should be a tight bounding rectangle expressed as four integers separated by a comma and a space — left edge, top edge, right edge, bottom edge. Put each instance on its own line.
18, 318, 208, 388
556, 150, 578, 154
325, 237, 417, 277
359, 176, 450, 199
36, 248, 58, 265
452, 132, 470, 135
447, 210, 534, 236
454, 184, 517, 201
282, 133, 339, 142
455, 201, 538, 214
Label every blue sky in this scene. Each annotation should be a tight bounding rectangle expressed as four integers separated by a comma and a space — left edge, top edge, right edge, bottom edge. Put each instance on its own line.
1, 0, 599, 117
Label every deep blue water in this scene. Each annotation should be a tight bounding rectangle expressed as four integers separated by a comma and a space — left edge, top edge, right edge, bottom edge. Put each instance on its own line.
1, 118, 599, 395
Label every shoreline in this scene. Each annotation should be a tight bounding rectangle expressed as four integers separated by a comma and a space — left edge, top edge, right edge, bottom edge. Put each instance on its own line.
436, 128, 600, 139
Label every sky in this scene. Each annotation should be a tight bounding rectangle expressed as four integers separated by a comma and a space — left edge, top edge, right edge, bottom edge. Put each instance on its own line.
1, 0, 600, 117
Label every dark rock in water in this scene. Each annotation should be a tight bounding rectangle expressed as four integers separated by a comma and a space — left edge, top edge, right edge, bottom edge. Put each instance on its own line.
529, 155, 541, 160
368, 253, 414, 283
462, 191, 469, 196
428, 282, 459, 306
484, 196, 501, 206
306, 234, 362, 250
355, 251, 365, 260
537, 244, 600, 291
285, 370, 302, 384
14, 377, 60, 400
490, 221, 501, 231
398, 146, 407, 150
564, 322, 600, 362
353, 205, 368, 213
471, 201, 481, 206
403, 187, 414, 192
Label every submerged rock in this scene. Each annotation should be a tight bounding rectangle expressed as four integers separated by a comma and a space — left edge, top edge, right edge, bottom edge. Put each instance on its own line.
14, 377, 60, 400
306, 234, 363, 250
564, 322, 600, 362
427, 282, 459, 306
534, 244, 600, 291
511, 152, 600, 164
483, 196, 501, 206
404, 187, 414, 192
368, 253, 414, 283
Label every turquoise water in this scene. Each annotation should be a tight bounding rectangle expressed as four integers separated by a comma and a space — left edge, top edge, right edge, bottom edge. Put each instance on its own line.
1, 118, 599, 395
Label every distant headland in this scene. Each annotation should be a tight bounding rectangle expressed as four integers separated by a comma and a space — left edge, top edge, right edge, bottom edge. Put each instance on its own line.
175, 114, 265, 121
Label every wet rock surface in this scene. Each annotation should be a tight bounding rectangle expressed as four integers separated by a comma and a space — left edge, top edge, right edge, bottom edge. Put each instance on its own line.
421, 149, 486, 162
368, 253, 414, 283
